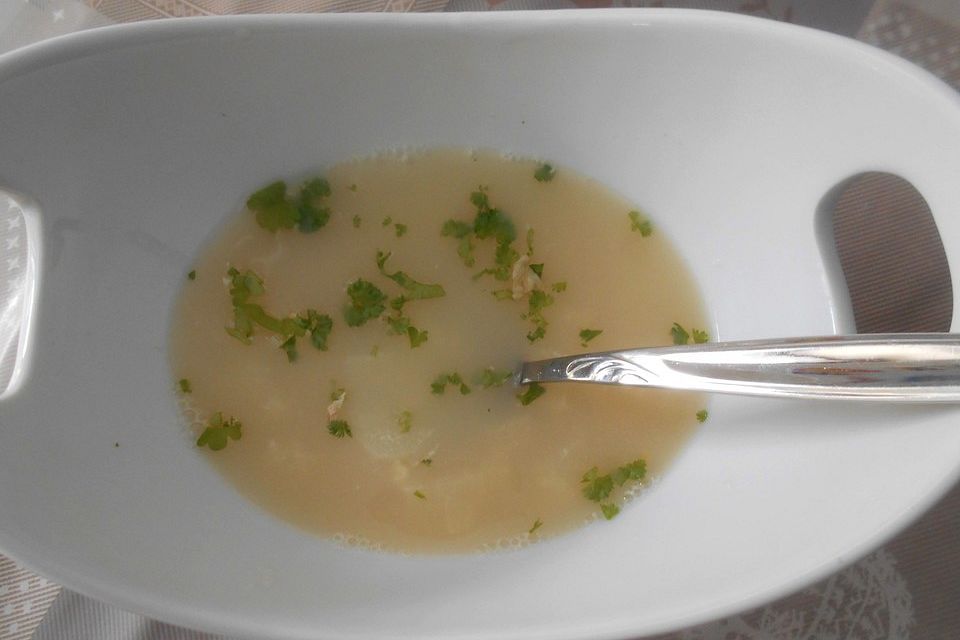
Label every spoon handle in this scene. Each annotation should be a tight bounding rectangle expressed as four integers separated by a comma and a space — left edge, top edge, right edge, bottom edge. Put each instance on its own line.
518, 334, 960, 401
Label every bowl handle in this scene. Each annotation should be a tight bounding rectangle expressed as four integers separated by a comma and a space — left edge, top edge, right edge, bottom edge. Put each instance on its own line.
0, 188, 42, 400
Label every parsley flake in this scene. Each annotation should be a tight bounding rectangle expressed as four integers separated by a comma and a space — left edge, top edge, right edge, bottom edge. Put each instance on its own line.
413, 490, 426, 500
580, 460, 646, 519
376, 251, 446, 301
187, 270, 196, 281
394, 223, 408, 237
671, 322, 709, 345
528, 518, 543, 535
246, 178, 332, 234
670, 322, 690, 345
344, 279, 387, 327
431, 372, 471, 395
628, 210, 652, 237
178, 378, 192, 394
382, 216, 393, 227
517, 382, 546, 406
328, 420, 352, 439
696, 409, 709, 423
534, 163, 556, 182
579, 328, 603, 347
196, 412, 242, 451
420, 458, 432, 466
352, 214, 362, 228
476, 367, 513, 389
601, 503, 621, 520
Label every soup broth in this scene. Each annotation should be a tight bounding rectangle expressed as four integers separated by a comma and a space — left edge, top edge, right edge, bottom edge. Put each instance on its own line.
170, 149, 708, 553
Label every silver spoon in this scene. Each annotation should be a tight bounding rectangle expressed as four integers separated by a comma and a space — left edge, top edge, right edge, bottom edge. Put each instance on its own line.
518, 333, 960, 402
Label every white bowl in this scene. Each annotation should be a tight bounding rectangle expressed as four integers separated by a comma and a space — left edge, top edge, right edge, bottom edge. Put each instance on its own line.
1, 10, 960, 639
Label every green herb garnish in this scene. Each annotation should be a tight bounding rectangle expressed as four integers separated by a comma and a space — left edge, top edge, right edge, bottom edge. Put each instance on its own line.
628, 210, 652, 237
529, 518, 543, 535
476, 367, 513, 389
534, 163, 556, 182
382, 216, 393, 227
376, 251, 446, 301
552, 282, 567, 293
297, 177, 332, 233
413, 490, 426, 500
441, 219, 476, 267
247, 179, 332, 234
579, 328, 603, 347
394, 223, 408, 237
420, 458, 432, 466
671, 322, 709, 345
178, 378, 192, 394
524, 290, 554, 343
517, 382, 546, 406
696, 409, 709, 423
187, 270, 196, 281
352, 215, 362, 228
344, 279, 387, 327
601, 503, 620, 520
580, 460, 646, 518
196, 412, 242, 451
670, 322, 690, 345
431, 372, 471, 395
328, 420, 352, 439
349, 183, 358, 192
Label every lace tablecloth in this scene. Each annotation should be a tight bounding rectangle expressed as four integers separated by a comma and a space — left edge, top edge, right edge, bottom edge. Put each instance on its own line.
1, 1, 959, 638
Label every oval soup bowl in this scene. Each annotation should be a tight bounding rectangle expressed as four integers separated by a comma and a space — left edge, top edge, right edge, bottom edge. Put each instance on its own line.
0, 10, 960, 639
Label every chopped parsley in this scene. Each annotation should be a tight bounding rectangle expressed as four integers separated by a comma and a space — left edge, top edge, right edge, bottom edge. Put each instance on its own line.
528, 518, 543, 535
579, 328, 603, 347
601, 503, 620, 520
533, 163, 556, 182
352, 214, 362, 228
382, 216, 393, 227
524, 290, 554, 343
376, 251, 446, 301
246, 178, 332, 234
431, 372, 471, 395
420, 458, 432, 466
344, 279, 387, 327
628, 210, 652, 237
517, 382, 546, 406
177, 378, 192, 394
394, 223, 408, 237
476, 367, 513, 389
301, 310, 334, 351
187, 270, 196, 281
696, 409, 709, 423
374, 251, 445, 348
581, 460, 646, 519
398, 410, 413, 433
349, 183, 358, 192
413, 490, 426, 500
671, 322, 710, 345
328, 420, 352, 439
196, 412, 242, 451
551, 282, 567, 293
441, 219, 476, 267
224, 267, 334, 360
